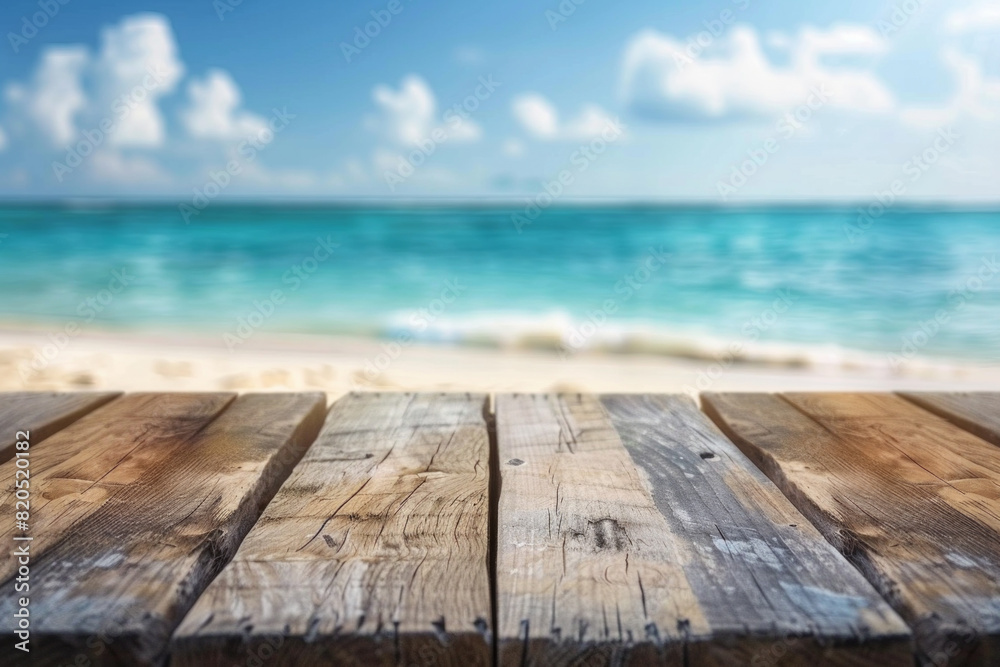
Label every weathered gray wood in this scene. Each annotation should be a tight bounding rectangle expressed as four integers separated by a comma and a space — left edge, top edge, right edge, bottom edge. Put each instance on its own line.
495, 393, 911, 666
172, 392, 492, 667
0, 391, 120, 463
703, 392, 1000, 666
0, 392, 327, 666
900, 392, 1000, 448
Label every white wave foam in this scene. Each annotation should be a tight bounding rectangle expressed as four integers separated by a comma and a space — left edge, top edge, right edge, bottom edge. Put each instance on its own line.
374, 310, 929, 372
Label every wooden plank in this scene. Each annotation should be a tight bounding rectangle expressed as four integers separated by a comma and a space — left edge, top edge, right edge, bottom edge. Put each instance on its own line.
0, 392, 235, 586
173, 392, 492, 667
495, 393, 910, 666
900, 392, 1000, 448
0, 392, 327, 666
0, 391, 120, 463
703, 392, 1000, 666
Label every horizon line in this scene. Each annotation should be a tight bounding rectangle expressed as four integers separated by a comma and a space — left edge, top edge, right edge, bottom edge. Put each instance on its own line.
1, 197, 999, 211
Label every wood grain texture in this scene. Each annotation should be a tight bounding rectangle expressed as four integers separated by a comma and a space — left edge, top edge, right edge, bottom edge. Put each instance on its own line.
0, 391, 120, 463
495, 394, 911, 666
0, 392, 327, 667
0, 393, 235, 586
900, 392, 1000, 448
703, 392, 1000, 666
172, 392, 492, 667
603, 394, 912, 665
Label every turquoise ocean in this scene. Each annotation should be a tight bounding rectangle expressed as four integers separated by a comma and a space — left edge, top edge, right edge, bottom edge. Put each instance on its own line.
0, 204, 998, 366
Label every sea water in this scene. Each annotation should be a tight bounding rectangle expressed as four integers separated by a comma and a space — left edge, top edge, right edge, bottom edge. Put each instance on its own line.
0, 203, 997, 367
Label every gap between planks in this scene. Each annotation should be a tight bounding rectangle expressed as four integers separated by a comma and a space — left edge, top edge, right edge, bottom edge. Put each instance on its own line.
172, 392, 494, 667
8, 391, 999, 665
493, 393, 911, 666
0, 392, 328, 666
702, 392, 1000, 666
168, 390, 994, 665
0, 392, 120, 464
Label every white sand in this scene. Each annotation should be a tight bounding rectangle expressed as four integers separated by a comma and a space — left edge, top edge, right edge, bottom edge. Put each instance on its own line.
1, 325, 996, 399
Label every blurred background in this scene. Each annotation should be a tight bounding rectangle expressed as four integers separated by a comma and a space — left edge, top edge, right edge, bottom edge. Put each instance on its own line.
0, 0, 997, 395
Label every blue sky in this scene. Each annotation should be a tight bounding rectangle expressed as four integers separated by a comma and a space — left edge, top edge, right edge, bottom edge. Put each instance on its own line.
0, 0, 998, 201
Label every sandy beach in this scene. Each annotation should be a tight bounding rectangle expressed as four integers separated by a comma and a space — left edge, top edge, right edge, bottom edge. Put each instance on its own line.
2, 324, 996, 399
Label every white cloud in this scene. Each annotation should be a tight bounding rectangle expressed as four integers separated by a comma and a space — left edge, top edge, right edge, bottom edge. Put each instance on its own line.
182, 69, 268, 141
0, 12, 280, 189
946, 2, 1000, 33
900, 4, 1000, 127
94, 13, 183, 147
372, 148, 406, 173
564, 105, 621, 139
512, 94, 557, 138
5, 46, 88, 147
901, 48, 1000, 127
511, 93, 618, 140
3, 14, 182, 151
502, 138, 525, 157
89, 150, 170, 184
369, 75, 480, 147
0, 126, 7, 152
373, 76, 435, 145
795, 24, 887, 59
621, 24, 894, 119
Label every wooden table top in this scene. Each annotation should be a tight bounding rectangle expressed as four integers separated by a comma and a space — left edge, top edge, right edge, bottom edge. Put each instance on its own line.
0, 391, 998, 666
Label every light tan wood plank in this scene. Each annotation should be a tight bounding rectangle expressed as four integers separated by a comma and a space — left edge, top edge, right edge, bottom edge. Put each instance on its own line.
495, 394, 911, 666
703, 392, 1000, 666
0, 392, 327, 666
173, 392, 492, 667
0, 392, 235, 585
900, 392, 1000, 448
0, 391, 120, 463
